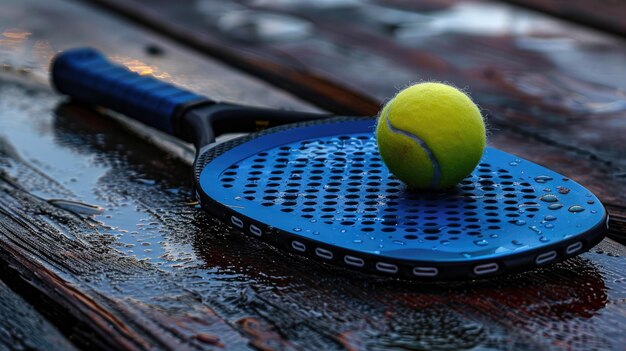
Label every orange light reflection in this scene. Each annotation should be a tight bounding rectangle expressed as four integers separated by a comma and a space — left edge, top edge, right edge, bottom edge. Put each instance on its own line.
110, 55, 170, 79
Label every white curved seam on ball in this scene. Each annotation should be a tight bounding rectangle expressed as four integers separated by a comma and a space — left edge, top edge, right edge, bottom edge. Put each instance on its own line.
383, 104, 441, 188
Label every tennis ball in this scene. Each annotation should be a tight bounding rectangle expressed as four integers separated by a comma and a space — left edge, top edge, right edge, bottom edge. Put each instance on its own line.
375, 82, 486, 190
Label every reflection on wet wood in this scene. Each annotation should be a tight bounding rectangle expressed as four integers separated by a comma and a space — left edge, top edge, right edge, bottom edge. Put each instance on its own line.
0, 86, 253, 350
0, 0, 626, 350
83, 0, 626, 243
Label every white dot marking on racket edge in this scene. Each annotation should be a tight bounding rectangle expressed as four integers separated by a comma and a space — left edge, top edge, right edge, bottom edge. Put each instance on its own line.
535, 251, 557, 265
473, 262, 499, 275
249, 225, 262, 236
376, 262, 398, 274
230, 216, 244, 228
344, 255, 365, 267
292, 241, 306, 252
413, 267, 439, 277
315, 248, 333, 260
566, 242, 583, 255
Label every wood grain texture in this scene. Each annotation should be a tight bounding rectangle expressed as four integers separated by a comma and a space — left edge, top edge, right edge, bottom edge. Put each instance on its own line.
82, 0, 626, 242
0, 278, 77, 350
0, 0, 625, 350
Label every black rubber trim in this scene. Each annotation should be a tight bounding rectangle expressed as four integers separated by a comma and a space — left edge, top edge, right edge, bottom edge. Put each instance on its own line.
171, 98, 214, 138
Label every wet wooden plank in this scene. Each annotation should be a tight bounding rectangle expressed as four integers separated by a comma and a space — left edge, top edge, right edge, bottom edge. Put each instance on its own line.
0, 0, 625, 350
0, 3, 318, 112
502, 0, 626, 36
82, 0, 626, 242
0, 278, 77, 351
0, 163, 249, 350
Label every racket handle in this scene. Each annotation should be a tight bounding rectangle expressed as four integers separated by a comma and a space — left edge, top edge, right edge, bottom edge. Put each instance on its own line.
51, 47, 208, 135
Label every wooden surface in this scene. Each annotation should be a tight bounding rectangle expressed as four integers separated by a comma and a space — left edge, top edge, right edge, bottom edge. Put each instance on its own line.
502, 0, 626, 36
0, 0, 625, 350
0, 278, 77, 350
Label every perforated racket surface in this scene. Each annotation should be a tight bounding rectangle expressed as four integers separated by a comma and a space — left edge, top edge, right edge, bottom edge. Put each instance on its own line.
52, 48, 608, 280
195, 117, 607, 280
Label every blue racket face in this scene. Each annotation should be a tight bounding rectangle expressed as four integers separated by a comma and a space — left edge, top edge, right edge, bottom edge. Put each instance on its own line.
194, 117, 607, 280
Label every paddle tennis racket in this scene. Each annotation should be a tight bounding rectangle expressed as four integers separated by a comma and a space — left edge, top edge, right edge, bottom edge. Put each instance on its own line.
51, 48, 608, 280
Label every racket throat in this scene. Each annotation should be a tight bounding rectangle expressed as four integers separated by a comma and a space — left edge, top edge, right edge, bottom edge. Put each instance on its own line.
178, 102, 327, 148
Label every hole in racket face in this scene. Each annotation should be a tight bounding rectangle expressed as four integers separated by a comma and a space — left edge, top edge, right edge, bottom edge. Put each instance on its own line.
198, 118, 606, 266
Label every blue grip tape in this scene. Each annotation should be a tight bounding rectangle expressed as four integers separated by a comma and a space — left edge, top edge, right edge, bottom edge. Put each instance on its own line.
51, 47, 205, 134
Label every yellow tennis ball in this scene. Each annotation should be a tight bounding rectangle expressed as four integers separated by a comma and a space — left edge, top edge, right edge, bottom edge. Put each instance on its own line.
376, 82, 486, 190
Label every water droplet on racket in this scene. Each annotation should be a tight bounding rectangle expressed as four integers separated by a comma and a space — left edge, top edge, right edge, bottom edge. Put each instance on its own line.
509, 161, 518, 166
568, 205, 584, 213
539, 236, 549, 242
462, 252, 472, 258
473, 239, 488, 246
544, 215, 556, 221
548, 203, 563, 210
544, 223, 554, 229
557, 186, 570, 194
293, 227, 302, 232
534, 175, 553, 183
540, 194, 558, 203
490, 234, 499, 238
586, 200, 595, 204
353, 239, 362, 244
529, 226, 542, 234
392, 240, 405, 245
514, 219, 526, 226
512, 240, 523, 246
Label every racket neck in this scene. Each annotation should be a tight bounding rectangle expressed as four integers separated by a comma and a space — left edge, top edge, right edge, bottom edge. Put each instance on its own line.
179, 102, 328, 149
